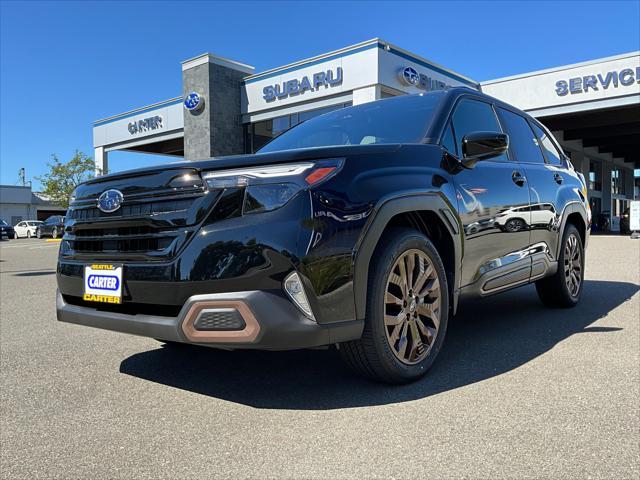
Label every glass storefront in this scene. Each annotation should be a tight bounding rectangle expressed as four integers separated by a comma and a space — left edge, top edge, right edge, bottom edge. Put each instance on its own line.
589, 160, 602, 192
611, 167, 626, 196
244, 102, 352, 153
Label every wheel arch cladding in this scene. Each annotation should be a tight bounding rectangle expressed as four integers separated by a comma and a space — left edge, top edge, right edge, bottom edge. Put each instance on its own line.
565, 211, 586, 246
352, 193, 462, 320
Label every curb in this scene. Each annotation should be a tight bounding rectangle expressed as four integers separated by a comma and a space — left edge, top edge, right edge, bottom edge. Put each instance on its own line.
45, 239, 62, 243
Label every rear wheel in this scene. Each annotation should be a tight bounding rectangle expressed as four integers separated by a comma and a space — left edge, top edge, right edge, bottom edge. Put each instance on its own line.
339, 228, 449, 384
535, 224, 584, 308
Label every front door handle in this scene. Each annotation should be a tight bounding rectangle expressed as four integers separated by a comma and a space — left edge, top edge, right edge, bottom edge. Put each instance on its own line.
512, 171, 527, 187
554, 173, 563, 184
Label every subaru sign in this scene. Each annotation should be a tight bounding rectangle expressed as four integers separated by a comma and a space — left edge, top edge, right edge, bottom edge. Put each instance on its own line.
184, 92, 203, 111
398, 66, 449, 91
263, 67, 343, 102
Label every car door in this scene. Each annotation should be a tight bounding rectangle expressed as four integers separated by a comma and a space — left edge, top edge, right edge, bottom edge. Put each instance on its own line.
495, 107, 568, 276
446, 97, 532, 293
15, 222, 25, 237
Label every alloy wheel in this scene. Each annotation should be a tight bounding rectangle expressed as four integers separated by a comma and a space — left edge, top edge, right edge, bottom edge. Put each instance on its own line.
384, 249, 441, 365
564, 233, 582, 297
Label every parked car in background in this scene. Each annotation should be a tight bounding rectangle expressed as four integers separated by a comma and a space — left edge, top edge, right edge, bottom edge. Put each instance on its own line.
620, 208, 631, 234
36, 216, 65, 239
13, 220, 43, 239
0, 219, 16, 240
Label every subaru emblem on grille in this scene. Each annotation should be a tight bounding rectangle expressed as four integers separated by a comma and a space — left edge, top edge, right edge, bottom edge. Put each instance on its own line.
97, 189, 124, 213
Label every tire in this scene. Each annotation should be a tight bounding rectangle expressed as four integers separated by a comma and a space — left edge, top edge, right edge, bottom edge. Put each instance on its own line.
339, 228, 449, 384
51, 228, 58, 239
13, 232, 18, 239
36, 229, 41, 239
535, 224, 584, 308
26, 230, 31, 239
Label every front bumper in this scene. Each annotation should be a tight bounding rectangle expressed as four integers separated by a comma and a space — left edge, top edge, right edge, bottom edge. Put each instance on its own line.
56, 289, 362, 350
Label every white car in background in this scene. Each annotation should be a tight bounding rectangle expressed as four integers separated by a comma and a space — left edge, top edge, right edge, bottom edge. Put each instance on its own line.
13, 220, 43, 239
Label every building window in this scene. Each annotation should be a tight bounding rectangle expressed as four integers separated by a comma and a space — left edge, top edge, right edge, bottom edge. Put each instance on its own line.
244, 102, 352, 153
611, 167, 626, 196
588, 160, 602, 192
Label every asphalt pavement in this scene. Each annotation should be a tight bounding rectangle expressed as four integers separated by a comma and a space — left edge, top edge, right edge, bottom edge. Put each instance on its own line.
1, 235, 638, 479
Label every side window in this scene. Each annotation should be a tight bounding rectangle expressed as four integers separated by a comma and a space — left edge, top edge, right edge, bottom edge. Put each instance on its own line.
531, 123, 564, 166
451, 99, 507, 161
441, 122, 457, 156
497, 108, 546, 164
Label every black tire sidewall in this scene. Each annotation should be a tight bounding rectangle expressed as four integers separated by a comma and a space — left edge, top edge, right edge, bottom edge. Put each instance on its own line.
557, 225, 585, 305
367, 230, 449, 382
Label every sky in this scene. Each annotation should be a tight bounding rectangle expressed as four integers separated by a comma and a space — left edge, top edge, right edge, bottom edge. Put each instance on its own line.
1, 0, 639, 189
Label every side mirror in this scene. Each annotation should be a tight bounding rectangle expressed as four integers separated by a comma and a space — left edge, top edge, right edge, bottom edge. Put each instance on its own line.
461, 131, 509, 168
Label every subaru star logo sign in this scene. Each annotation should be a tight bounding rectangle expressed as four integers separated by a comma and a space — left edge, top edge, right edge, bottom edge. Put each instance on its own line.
183, 92, 203, 111
97, 189, 124, 213
400, 66, 420, 86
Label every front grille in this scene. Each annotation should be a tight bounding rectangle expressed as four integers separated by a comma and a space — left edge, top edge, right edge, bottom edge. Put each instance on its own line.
63, 179, 217, 260
68, 198, 194, 222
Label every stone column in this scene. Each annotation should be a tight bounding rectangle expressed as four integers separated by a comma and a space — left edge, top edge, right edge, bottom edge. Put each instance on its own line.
181, 54, 254, 160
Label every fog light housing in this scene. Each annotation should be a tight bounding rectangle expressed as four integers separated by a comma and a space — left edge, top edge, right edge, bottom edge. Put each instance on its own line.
283, 272, 315, 321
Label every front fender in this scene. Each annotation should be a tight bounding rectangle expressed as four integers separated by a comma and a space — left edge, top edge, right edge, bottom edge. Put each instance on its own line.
352, 191, 462, 320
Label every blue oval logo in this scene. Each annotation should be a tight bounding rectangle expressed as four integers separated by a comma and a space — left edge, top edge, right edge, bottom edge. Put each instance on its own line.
97, 189, 124, 213
184, 92, 202, 111
401, 66, 420, 86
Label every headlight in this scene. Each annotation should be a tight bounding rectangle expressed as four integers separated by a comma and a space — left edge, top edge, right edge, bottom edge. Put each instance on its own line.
201, 159, 343, 215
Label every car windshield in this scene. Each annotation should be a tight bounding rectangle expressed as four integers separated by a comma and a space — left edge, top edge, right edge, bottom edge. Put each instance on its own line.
258, 92, 444, 153
0, 219, 7, 226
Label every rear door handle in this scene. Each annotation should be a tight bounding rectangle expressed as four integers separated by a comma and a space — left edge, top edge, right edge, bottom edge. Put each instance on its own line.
512, 171, 527, 187
554, 173, 563, 184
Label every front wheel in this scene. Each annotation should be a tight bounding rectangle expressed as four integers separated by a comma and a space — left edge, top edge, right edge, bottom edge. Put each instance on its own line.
51, 228, 58, 239
535, 224, 584, 308
26, 230, 31, 239
339, 228, 449, 384
13, 232, 19, 239
36, 229, 41, 239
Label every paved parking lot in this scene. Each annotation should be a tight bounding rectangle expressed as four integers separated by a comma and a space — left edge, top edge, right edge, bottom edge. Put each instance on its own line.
1, 236, 638, 479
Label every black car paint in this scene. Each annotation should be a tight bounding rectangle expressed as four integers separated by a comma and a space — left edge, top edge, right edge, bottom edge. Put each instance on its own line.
39, 216, 66, 238
0, 220, 15, 240
56, 88, 589, 346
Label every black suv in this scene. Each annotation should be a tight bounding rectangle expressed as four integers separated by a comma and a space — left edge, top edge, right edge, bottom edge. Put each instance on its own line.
38, 215, 65, 239
56, 89, 589, 383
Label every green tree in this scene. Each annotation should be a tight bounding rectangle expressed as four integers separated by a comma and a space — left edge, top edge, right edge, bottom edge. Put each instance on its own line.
36, 151, 97, 208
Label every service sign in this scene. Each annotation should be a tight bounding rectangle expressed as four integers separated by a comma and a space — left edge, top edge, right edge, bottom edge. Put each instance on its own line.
630, 200, 640, 232
83, 264, 123, 304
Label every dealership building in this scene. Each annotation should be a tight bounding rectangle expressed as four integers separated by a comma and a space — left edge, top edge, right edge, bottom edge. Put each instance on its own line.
93, 38, 639, 227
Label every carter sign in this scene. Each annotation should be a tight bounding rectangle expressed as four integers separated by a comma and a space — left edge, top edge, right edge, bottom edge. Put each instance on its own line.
128, 115, 164, 135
